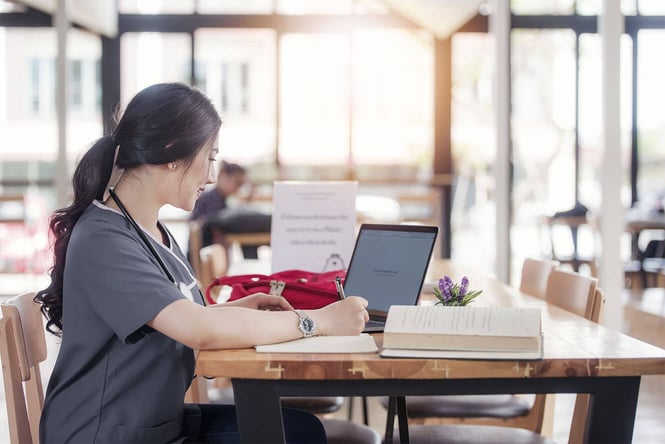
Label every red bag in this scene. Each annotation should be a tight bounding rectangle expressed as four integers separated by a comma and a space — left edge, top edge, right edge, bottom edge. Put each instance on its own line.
205, 269, 346, 308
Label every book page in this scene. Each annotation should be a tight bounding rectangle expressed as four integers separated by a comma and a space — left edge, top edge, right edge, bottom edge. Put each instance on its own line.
255, 333, 379, 354
381, 344, 543, 360
385, 305, 541, 337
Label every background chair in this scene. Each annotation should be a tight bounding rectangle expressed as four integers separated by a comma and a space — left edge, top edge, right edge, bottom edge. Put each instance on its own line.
519, 257, 559, 299
198, 243, 229, 303
1, 317, 33, 444
544, 213, 598, 277
1, 292, 46, 444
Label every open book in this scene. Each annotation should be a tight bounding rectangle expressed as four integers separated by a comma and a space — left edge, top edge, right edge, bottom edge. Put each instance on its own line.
381, 305, 543, 360
256, 333, 379, 354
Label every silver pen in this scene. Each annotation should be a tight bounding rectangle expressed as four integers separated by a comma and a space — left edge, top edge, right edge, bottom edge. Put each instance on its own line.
335, 276, 346, 300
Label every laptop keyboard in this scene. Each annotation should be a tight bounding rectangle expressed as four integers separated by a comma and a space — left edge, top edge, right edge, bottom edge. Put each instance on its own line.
363, 319, 385, 333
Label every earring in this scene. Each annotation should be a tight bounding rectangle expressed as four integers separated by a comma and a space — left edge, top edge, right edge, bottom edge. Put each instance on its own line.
169, 162, 177, 171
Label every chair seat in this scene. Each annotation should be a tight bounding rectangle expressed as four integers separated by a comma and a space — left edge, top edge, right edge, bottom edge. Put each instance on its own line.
210, 386, 344, 414
379, 395, 531, 419
281, 396, 345, 414
321, 418, 381, 444
390, 424, 554, 444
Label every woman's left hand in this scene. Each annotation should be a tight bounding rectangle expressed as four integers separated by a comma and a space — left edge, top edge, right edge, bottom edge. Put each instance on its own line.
221, 293, 294, 311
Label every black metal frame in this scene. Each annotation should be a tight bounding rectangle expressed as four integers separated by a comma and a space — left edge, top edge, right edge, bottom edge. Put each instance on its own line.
232, 375, 641, 443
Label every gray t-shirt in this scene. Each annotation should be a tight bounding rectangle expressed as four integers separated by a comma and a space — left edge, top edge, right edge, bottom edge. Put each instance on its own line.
40, 201, 205, 443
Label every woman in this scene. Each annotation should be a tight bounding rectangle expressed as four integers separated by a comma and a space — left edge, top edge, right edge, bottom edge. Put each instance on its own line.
36, 83, 369, 443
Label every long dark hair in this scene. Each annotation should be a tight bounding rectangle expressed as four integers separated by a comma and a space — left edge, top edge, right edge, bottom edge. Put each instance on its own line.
35, 83, 222, 335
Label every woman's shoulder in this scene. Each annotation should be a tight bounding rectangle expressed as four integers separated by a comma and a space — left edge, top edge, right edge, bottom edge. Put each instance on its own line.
73, 201, 131, 241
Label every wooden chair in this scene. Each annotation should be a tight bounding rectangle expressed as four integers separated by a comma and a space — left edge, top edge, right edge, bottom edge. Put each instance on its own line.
519, 257, 559, 299
198, 243, 229, 304
187, 220, 204, 280
544, 214, 598, 277
1, 292, 46, 444
385, 270, 602, 444
544, 268, 598, 321
1, 317, 32, 444
568, 287, 605, 444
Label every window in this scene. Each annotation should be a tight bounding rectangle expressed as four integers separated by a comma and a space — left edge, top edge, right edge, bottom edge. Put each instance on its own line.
511, 0, 575, 15
352, 29, 433, 170
120, 33, 191, 105
197, 0, 272, 14
194, 29, 276, 165
279, 33, 349, 165
577, 33, 633, 210
637, 30, 665, 208
118, 0, 194, 14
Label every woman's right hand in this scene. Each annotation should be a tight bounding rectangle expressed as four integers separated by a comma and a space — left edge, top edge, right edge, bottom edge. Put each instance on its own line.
311, 296, 369, 336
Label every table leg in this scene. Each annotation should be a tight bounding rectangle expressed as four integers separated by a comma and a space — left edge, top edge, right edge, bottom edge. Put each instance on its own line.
232, 379, 285, 443
586, 376, 640, 444
384, 396, 396, 443
395, 396, 410, 444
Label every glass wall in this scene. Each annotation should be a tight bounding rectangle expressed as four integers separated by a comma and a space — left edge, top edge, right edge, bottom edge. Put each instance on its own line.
637, 30, 665, 211
279, 33, 349, 166
120, 32, 191, 105
450, 32, 496, 272
0, 27, 101, 273
194, 28, 276, 166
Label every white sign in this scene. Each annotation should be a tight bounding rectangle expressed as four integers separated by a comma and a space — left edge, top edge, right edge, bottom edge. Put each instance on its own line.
271, 181, 357, 273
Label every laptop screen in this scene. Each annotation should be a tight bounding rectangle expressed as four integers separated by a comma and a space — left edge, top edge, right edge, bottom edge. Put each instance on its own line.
343, 224, 438, 316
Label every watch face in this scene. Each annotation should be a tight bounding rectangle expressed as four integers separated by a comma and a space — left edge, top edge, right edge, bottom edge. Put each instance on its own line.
297, 311, 316, 337
302, 317, 315, 333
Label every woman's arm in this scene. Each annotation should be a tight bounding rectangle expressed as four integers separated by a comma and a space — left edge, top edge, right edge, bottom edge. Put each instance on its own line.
148, 296, 368, 350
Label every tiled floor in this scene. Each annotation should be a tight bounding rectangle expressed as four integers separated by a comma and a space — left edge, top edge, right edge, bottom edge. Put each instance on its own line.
2, 274, 664, 443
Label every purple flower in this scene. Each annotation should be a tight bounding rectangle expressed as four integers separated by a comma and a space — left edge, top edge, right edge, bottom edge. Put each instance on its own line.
438, 277, 453, 302
460, 276, 469, 296
434, 275, 482, 306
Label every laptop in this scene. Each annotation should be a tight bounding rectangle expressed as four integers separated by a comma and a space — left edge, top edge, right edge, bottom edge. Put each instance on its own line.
342, 223, 438, 332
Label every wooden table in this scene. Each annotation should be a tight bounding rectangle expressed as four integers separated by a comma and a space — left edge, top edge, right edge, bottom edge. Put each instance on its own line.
197, 260, 665, 443
625, 208, 665, 261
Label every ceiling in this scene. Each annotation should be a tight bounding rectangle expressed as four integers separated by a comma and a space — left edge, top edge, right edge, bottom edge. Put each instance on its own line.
383, 0, 486, 38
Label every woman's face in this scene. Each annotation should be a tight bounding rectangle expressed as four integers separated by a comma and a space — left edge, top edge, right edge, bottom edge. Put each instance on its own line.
171, 140, 218, 211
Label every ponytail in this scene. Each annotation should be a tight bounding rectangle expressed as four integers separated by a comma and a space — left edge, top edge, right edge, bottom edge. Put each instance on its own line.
35, 135, 117, 335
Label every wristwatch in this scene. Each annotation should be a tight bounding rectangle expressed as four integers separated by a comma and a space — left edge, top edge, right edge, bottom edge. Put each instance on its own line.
295, 310, 316, 338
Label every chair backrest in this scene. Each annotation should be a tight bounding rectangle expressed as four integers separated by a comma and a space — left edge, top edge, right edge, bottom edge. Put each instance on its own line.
1, 317, 33, 444
1, 292, 46, 444
566, 287, 605, 444
198, 243, 229, 303
188, 220, 203, 280
544, 269, 598, 319
543, 271, 605, 444
519, 258, 558, 299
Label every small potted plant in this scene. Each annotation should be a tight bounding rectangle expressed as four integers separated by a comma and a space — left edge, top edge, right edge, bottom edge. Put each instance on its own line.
433, 275, 482, 306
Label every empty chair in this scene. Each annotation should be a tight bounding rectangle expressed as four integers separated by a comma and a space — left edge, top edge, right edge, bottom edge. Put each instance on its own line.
199, 243, 230, 303
1, 292, 46, 444
520, 257, 559, 299
544, 268, 598, 320
544, 213, 598, 277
